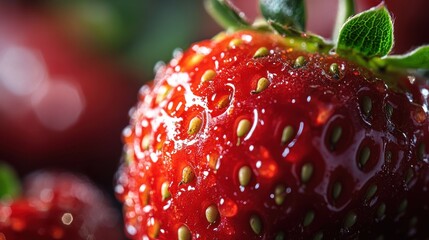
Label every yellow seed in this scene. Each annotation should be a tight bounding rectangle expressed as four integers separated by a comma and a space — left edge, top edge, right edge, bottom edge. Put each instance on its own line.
361, 96, 372, 116
250, 214, 262, 235
189, 54, 204, 67
397, 199, 408, 213
301, 163, 314, 184
253, 47, 269, 58
124, 149, 135, 165
156, 85, 170, 103
365, 184, 378, 200
188, 117, 202, 135
313, 232, 324, 240
418, 143, 426, 161
275, 232, 285, 240
142, 135, 150, 150
281, 126, 294, 145
205, 205, 219, 223
201, 69, 216, 83
148, 220, 161, 238
208, 154, 219, 170
405, 168, 414, 185
217, 95, 230, 109
274, 184, 286, 205
303, 210, 315, 227
229, 38, 243, 48
161, 181, 171, 201
330, 126, 342, 146
238, 166, 252, 187
377, 203, 386, 219
252, 77, 270, 94
332, 182, 342, 200
139, 184, 150, 206
329, 63, 340, 79
359, 146, 371, 168
237, 119, 251, 138
344, 212, 357, 228
181, 166, 195, 184
294, 56, 306, 68
177, 225, 191, 240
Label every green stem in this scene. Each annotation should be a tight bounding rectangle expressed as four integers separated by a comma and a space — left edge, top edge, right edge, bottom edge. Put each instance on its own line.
333, 0, 355, 43
204, 0, 250, 31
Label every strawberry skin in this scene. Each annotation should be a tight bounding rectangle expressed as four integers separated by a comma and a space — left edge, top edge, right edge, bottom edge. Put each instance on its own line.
0, 172, 124, 240
116, 30, 429, 239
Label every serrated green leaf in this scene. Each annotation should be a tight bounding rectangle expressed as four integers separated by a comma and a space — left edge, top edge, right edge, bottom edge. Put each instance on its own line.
204, 0, 250, 30
0, 163, 21, 200
382, 45, 429, 69
260, 0, 306, 31
337, 4, 393, 58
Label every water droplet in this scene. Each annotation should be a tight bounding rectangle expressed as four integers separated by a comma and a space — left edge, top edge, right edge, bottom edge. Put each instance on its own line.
61, 213, 73, 225
218, 198, 238, 217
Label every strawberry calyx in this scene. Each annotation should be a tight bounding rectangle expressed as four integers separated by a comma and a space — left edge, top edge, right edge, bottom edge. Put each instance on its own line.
205, 0, 429, 75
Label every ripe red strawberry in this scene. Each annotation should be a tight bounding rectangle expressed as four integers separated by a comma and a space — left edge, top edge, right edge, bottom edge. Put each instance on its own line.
116, 0, 429, 239
0, 171, 125, 240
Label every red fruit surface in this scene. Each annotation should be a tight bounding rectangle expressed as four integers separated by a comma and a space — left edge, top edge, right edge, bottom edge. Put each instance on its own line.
0, 7, 139, 184
0, 171, 125, 240
116, 30, 429, 239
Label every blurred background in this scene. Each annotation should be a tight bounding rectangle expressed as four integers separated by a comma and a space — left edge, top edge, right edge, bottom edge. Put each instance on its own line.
0, 0, 428, 238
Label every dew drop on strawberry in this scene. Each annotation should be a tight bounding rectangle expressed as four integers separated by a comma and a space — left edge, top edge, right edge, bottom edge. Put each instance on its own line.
218, 198, 238, 218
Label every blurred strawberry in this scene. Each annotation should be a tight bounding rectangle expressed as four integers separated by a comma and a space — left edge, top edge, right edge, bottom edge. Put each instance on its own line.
0, 6, 140, 186
0, 170, 125, 240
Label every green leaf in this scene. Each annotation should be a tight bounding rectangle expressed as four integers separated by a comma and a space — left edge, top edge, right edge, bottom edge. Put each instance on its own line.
337, 4, 393, 58
333, 0, 355, 42
204, 0, 250, 30
382, 45, 429, 69
0, 163, 21, 200
260, 0, 306, 31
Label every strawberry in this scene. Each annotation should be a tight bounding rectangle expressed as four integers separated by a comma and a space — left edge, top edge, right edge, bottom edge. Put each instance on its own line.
0, 6, 139, 187
116, 0, 429, 239
0, 171, 125, 240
